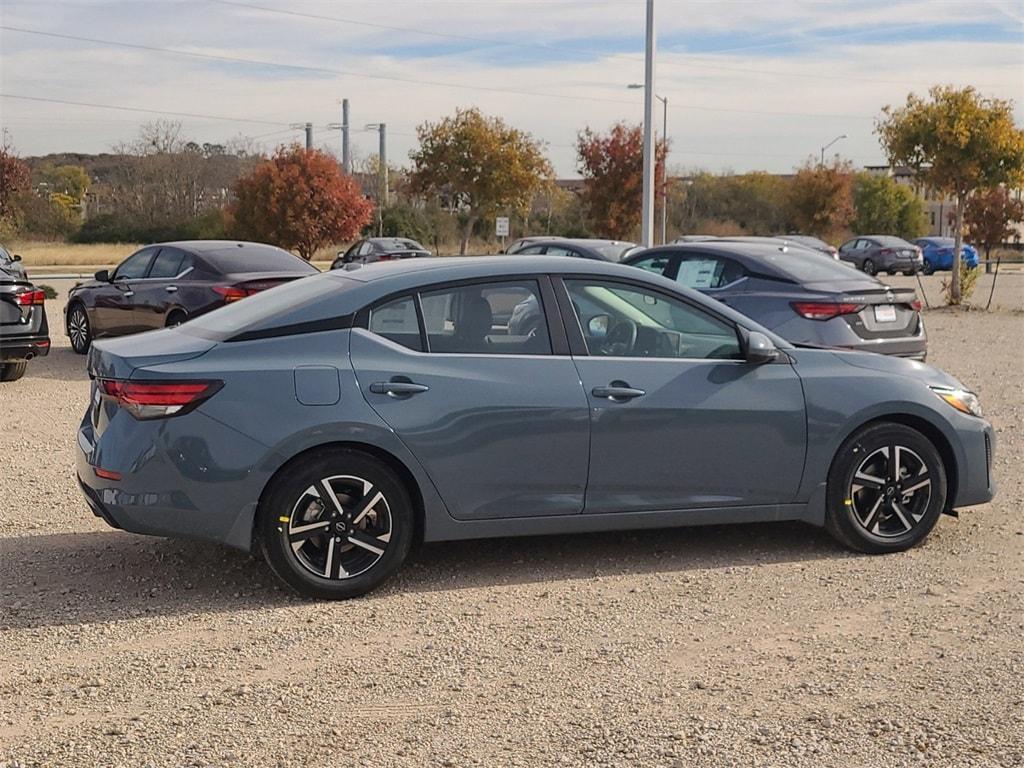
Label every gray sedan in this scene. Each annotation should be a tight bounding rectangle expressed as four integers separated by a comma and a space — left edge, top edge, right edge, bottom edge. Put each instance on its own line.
838, 235, 924, 276
78, 257, 995, 599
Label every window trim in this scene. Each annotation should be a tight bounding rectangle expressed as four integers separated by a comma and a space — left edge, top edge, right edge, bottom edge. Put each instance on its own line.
552, 274, 745, 360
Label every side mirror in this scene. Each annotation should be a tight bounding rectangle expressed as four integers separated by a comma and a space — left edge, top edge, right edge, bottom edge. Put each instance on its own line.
12, 254, 21, 262
743, 330, 780, 364
94, 269, 110, 282
587, 314, 610, 340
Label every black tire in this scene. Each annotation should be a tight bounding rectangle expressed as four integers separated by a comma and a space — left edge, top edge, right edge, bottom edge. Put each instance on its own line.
165, 310, 188, 327
258, 449, 414, 599
921, 260, 934, 276
0, 361, 27, 382
825, 422, 947, 554
902, 270, 914, 277
66, 303, 92, 354
862, 259, 877, 276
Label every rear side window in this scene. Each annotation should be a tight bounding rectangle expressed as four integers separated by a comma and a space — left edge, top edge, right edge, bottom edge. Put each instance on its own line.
147, 248, 190, 278
200, 245, 318, 275
369, 296, 422, 351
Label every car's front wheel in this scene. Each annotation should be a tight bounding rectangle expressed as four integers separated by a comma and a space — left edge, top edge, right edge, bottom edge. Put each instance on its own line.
862, 259, 877, 275
825, 423, 947, 554
258, 449, 414, 599
66, 303, 92, 354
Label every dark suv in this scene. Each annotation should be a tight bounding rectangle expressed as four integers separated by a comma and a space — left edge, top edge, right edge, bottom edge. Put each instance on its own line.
0, 273, 50, 381
65, 240, 318, 353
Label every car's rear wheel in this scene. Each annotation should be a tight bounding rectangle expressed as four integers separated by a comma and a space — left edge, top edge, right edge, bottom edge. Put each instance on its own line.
165, 309, 187, 327
862, 259, 877, 275
0, 361, 27, 382
825, 423, 947, 554
258, 449, 414, 599
922, 260, 934, 275
66, 303, 92, 354
902, 270, 915, 276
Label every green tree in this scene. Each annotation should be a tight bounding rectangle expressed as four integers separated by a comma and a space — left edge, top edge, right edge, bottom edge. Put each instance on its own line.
228, 145, 374, 259
787, 160, 855, 240
877, 85, 1024, 303
576, 122, 666, 240
409, 108, 552, 254
852, 172, 926, 239
36, 164, 91, 204
964, 186, 1024, 259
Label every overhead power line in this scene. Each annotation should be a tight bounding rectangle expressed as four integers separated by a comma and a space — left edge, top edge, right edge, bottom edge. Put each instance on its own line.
0, 93, 290, 126
0, 25, 876, 120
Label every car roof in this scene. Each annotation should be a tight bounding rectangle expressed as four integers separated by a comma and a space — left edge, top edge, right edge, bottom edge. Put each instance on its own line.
336, 255, 638, 283
628, 241, 807, 260
151, 240, 289, 254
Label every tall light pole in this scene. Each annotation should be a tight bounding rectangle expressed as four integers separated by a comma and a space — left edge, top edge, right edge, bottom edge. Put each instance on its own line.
640, 0, 656, 247
630, 84, 667, 244
366, 122, 388, 235
820, 133, 847, 166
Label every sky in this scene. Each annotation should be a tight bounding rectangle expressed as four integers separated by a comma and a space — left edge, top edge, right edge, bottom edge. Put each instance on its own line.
1, 0, 1022, 177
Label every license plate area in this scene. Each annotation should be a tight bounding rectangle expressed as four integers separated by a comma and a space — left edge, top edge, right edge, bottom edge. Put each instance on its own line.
874, 305, 897, 323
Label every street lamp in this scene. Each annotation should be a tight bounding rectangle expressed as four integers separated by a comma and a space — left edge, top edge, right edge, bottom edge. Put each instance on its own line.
820, 134, 847, 166
629, 83, 668, 245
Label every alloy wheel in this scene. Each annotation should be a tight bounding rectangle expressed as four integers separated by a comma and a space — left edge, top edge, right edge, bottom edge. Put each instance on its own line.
68, 307, 89, 352
284, 475, 392, 580
849, 444, 932, 537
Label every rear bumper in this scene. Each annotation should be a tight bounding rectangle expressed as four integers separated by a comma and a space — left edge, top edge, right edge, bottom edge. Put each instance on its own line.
0, 335, 50, 361
846, 336, 927, 361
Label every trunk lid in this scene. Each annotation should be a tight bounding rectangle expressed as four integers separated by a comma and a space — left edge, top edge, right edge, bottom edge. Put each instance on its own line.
836, 285, 920, 340
88, 328, 216, 380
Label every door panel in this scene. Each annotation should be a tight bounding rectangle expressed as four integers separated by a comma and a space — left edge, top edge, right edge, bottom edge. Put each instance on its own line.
98, 247, 157, 334
575, 357, 807, 512
132, 248, 188, 330
349, 328, 590, 520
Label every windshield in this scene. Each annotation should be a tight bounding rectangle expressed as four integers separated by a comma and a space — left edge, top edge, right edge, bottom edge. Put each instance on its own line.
874, 236, 913, 248
201, 245, 318, 274
181, 274, 358, 339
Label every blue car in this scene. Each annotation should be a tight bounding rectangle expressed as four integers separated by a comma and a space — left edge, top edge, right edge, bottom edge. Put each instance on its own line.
77, 257, 995, 599
624, 241, 927, 360
912, 238, 980, 274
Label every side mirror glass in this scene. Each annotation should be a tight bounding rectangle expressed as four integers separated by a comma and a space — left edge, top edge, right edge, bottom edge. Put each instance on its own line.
743, 330, 780, 364
94, 269, 110, 282
587, 314, 610, 340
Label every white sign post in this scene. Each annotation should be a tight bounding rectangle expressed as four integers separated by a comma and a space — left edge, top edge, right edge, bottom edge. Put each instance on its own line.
495, 216, 510, 251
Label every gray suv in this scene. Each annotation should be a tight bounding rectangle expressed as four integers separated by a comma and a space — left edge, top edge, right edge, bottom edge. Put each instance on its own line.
838, 235, 923, 276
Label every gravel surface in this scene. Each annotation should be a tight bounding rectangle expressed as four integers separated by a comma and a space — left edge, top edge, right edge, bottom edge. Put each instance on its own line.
1, 285, 1022, 767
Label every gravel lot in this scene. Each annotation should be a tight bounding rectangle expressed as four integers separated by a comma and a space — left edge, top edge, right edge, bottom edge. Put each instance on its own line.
1, 278, 1022, 767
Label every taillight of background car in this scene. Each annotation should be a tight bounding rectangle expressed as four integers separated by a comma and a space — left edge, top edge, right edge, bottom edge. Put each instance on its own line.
98, 379, 222, 419
15, 289, 46, 306
213, 279, 291, 303
791, 302, 864, 320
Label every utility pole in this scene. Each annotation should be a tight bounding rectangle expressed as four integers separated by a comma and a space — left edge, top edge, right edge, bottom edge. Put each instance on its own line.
640, 0, 656, 248
820, 134, 847, 166
291, 122, 313, 149
327, 99, 352, 173
366, 122, 388, 235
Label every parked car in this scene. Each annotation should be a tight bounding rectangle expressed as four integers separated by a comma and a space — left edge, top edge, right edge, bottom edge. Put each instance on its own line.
508, 238, 638, 261
64, 240, 318, 354
505, 235, 565, 254
838, 235, 924, 276
912, 237, 980, 274
0, 244, 28, 279
623, 241, 927, 360
331, 238, 431, 268
1, 272, 50, 381
776, 234, 839, 259
77, 256, 994, 599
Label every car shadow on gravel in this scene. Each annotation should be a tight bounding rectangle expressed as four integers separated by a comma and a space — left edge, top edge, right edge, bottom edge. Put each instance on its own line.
17, 346, 90, 382
0, 522, 845, 630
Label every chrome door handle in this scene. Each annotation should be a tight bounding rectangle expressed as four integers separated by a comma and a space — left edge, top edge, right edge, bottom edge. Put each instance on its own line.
592, 384, 646, 401
165, 285, 178, 293
123, 291, 134, 298
369, 380, 430, 398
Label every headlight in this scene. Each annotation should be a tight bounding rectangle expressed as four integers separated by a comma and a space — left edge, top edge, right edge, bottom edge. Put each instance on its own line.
931, 386, 983, 418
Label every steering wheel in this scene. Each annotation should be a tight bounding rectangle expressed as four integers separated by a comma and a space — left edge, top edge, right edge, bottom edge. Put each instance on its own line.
600, 318, 638, 356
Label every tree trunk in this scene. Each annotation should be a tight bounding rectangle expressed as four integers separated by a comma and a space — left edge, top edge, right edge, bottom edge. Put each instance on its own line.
951, 194, 965, 305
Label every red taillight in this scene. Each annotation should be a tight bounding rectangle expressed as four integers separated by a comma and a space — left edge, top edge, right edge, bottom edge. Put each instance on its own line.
791, 302, 864, 320
879, 248, 894, 256
15, 289, 45, 306
376, 254, 394, 262
910, 299, 923, 312
212, 285, 253, 302
98, 379, 222, 419
94, 467, 122, 481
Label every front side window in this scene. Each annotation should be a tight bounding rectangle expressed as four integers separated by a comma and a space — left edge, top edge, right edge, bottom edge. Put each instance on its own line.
113, 248, 157, 280
675, 256, 744, 289
420, 281, 551, 355
517, 245, 545, 255
368, 295, 422, 351
565, 279, 741, 360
